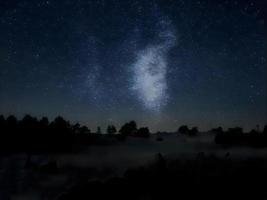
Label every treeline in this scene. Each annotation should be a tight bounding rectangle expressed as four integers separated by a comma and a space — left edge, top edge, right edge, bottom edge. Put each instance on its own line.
0, 115, 150, 153
176, 125, 199, 136
214, 126, 267, 147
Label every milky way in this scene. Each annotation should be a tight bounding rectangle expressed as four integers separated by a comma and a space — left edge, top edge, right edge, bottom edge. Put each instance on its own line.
131, 18, 176, 112
0, 0, 265, 131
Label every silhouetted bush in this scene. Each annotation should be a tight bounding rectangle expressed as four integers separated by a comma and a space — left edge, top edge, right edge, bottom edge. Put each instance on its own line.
119, 121, 137, 136
0, 115, 5, 127
178, 125, 189, 134
178, 125, 198, 136
190, 126, 198, 136
107, 125, 117, 135
264, 125, 267, 135
215, 126, 267, 147
210, 127, 223, 134
97, 126, 102, 134
228, 127, 243, 135
6, 115, 18, 127
136, 127, 150, 138
249, 129, 258, 135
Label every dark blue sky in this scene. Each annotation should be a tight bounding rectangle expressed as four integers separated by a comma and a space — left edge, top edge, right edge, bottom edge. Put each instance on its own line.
0, 0, 266, 132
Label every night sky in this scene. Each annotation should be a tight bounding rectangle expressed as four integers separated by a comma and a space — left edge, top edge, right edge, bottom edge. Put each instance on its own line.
0, 0, 266, 132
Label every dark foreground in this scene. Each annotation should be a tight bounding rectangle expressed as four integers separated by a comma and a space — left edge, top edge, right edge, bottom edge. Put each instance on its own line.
1, 115, 267, 199
59, 154, 267, 200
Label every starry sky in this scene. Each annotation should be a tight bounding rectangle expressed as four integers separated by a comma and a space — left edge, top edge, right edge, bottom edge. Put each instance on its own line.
0, 0, 266, 132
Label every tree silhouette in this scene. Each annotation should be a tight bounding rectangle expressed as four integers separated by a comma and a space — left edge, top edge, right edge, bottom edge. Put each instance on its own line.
210, 127, 223, 134
0, 115, 5, 134
5, 115, 19, 150
49, 116, 72, 152
263, 125, 267, 135
228, 127, 243, 135
178, 125, 189, 134
97, 126, 102, 134
107, 125, 117, 135
72, 123, 90, 134
80, 126, 90, 134
0, 114, 114, 153
51, 116, 70, 130
20, 114, 40, 151
40, 117, 49, 127
249, 129, 258, 135
6, 115, 18, 127
0, 113, 266, 153
128, 121, 137, 133
136, 127, 150, 138
190, 126, 198, 136
0, 115, 5, 126
119, 121, 137, 136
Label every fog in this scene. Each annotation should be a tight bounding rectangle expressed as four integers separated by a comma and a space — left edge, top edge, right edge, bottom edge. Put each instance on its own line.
57, 134, 267, 170
1, 133, 267, 200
